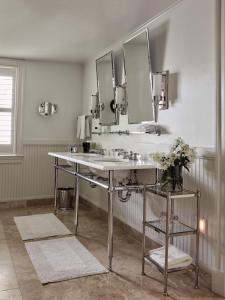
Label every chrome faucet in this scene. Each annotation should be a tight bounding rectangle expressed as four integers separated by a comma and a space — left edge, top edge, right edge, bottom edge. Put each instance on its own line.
111, 148, 140, 161
121, 151, 140, 160
97, 148, 106, 155
132, 152, 141, 161
113, 149, 125, 156
118, 150, 127, 158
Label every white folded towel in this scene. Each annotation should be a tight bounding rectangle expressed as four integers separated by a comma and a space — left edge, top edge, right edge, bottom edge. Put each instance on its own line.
85, 116, 91, 139
77, 115, 92, 140
77, 115, 85, 140
149, 245, 193, 269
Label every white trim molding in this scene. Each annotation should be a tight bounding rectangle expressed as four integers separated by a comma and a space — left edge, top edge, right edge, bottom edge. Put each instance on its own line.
0, 194, 53, 203
23, 139, 77, 145
0, 154, 24, 164
211, 0, 225, 297
0, 58, 25, 156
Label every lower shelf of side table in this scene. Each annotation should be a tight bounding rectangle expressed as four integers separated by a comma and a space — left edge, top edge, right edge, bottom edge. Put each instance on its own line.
144, 255, 195, 274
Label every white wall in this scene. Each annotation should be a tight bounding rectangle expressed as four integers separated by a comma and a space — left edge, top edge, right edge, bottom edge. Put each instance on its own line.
83, 0, 216, 149
0, 60, 83, 201
23, 60, 83, 144
80, 0, 219, 275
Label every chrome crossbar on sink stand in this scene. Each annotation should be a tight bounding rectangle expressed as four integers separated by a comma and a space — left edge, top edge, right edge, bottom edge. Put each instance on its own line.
53, 158, 158, 271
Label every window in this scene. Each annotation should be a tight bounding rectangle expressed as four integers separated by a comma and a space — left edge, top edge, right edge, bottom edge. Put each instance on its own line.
0, 60, 23, 157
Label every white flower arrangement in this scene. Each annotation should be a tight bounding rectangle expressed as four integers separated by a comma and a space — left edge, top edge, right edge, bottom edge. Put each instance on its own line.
151, 137, 197, 171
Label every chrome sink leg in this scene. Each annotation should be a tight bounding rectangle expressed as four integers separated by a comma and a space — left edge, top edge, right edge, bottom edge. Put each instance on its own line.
195, 190, 200, 289
74, 163, 79, 235
108, 170, 114, 271
142, 187, 146, 275
54, 157, 58, 215
163, 193, 170, 297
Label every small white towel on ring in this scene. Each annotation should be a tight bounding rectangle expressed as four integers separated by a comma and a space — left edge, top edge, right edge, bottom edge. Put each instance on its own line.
149, 245, 193, 269
85, 116, 91, 139
77, 115, 86, 140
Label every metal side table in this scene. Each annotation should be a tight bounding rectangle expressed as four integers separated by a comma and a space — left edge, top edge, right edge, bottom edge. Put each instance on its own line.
142, 186, 200, 296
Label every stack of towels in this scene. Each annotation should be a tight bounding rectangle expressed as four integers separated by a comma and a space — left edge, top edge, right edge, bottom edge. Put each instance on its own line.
149, 245, 193, 269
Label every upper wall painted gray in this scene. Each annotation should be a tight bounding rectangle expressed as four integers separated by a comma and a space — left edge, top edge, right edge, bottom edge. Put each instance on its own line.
23, 61, 83, 144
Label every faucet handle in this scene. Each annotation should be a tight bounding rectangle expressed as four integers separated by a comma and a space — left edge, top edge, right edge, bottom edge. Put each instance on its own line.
99, 148, 106, 155
133, 153, 140, 161
122, 151, 129, 159
118, 150, 125, 156
112, 148, 123, 152
117, 149, 125, 155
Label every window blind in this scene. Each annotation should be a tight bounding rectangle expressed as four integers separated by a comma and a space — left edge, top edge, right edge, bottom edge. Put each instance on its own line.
0, 66, 17, 153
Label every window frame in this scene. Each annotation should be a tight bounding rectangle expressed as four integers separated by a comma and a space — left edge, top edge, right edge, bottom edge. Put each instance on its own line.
0, 59, 24, 161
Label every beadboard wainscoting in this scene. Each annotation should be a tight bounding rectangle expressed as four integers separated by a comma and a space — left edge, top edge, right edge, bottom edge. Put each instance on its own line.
0, 143, 218, 272
80, 148, 217, 273
0, 144, 73, 202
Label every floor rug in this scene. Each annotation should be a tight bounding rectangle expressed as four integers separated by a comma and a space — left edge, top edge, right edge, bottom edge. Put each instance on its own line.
14, 213, 71, 240
25, 236, 108, 284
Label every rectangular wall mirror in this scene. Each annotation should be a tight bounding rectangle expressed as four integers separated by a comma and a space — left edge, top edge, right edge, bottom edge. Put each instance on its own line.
123, 29, 154, 124
96, 51, 117, 126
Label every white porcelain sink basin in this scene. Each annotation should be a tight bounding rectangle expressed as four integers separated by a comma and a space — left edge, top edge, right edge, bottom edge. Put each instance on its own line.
71, 153, 99, 157
88, 162, 130, 181
93, 158, 123, 163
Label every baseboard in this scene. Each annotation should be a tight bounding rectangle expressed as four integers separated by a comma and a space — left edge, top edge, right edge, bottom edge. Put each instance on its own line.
0, 197, 54, 209
212, 270, 225, 297
0, 195, 54, 203
23, 139, 75, 145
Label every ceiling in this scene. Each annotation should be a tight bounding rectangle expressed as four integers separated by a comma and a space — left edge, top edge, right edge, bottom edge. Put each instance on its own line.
0, 0, 177, 63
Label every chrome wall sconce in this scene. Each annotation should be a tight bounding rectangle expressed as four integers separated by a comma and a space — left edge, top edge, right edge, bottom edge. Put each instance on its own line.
38, 101, 57, 117
90, 93, 100, 119
152, 71, 169, 122
115, 84, 127, 115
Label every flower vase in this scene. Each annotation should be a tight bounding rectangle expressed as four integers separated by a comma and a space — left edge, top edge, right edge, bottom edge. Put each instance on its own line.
161, 165, 183, 192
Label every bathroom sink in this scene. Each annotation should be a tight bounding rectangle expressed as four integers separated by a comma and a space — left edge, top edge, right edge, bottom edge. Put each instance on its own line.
66, 153, 99, 166
89, 157, 130, 181
93, 158, 123, 163
71, 153, 99, 157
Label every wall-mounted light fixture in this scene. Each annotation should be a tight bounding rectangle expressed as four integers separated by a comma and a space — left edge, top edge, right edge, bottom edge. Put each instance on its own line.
199, 217, 207, 234
115, 84, 127, 115
38, 101, 57, 117
152, 71, 169, 122
90, 93, 100, 119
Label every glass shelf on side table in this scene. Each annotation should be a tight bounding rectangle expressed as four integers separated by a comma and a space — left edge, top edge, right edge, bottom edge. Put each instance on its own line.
145, 219, 196, 237
146, 186, 197, 199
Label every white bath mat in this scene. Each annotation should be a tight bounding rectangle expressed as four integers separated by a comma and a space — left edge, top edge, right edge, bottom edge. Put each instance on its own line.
25, 237, 108, 284
14, 213, 71, 241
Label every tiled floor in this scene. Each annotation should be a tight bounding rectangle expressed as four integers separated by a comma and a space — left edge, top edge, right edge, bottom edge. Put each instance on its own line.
0, 201, 222, 300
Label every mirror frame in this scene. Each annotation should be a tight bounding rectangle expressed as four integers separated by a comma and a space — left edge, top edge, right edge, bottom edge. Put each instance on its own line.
96, 51, 118, 126
123, 28, 153, 124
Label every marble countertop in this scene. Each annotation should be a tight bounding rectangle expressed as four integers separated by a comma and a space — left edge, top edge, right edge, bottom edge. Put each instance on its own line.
48, 152, 156, 171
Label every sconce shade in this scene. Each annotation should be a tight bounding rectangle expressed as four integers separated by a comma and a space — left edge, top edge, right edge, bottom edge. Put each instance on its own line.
38, 101, 57, 117
91, 95, 98, 110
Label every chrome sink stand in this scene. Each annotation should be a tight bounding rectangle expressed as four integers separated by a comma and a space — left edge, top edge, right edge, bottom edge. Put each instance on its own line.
53, 157, 157, 271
